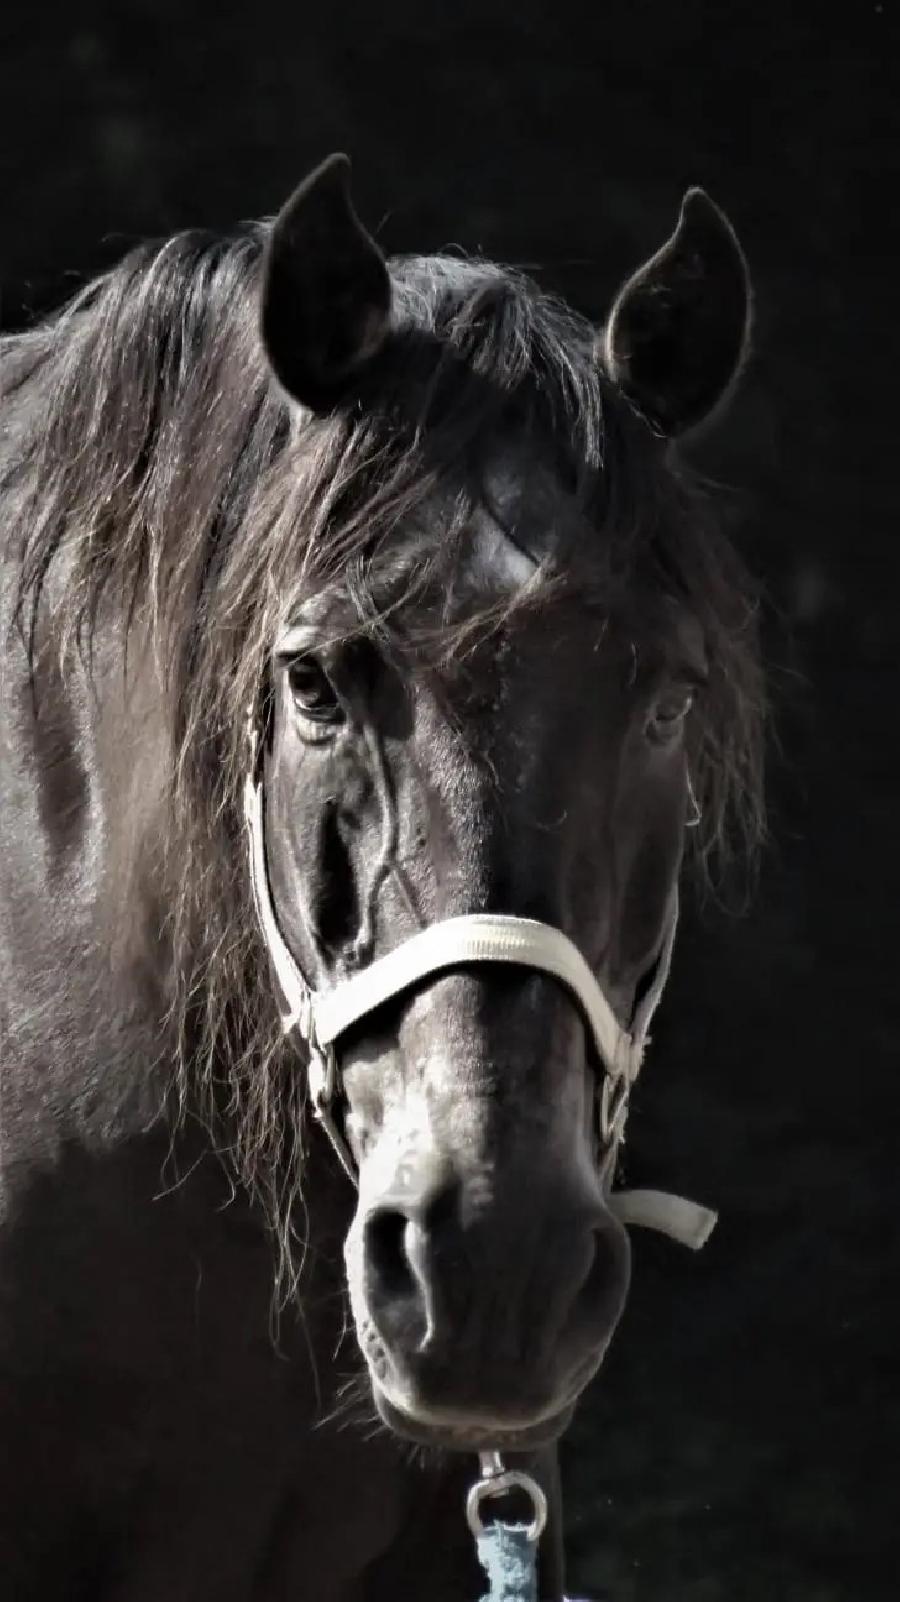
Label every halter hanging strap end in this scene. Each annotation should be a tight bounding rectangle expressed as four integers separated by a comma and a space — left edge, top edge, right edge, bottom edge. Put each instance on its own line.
607, 1187, 718, 1250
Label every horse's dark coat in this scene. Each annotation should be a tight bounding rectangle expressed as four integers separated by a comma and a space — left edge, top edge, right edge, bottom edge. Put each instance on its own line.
0, 161, 762, 1598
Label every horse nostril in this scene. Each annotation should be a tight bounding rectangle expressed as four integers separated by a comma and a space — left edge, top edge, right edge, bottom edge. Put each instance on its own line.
365, 1208, 419, 1305
361, 1161, 462, 1352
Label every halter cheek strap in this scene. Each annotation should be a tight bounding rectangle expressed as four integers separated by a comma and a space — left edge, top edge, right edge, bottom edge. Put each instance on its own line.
243, 770, 717, 1251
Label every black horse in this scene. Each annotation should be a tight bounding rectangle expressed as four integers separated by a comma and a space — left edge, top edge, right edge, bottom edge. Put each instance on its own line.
0, 156, 763, 1600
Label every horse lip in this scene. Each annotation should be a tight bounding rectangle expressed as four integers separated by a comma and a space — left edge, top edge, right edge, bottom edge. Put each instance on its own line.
372, 1385, 576, 1452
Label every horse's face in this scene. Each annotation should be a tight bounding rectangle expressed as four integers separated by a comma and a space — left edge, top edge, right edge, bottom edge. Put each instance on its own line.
257, 157, 751, 1448
262, 447, 704, 1449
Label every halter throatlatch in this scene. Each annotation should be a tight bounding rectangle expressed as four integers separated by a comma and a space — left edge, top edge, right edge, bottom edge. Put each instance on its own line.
243, 753, 717, 1251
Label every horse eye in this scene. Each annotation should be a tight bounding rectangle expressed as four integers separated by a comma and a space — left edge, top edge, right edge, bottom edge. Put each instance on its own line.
646, 689, 693, 744
286, 655, 343, 723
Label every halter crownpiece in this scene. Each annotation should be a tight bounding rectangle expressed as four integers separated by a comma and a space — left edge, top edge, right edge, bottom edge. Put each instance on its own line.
243, 752, 717, 1250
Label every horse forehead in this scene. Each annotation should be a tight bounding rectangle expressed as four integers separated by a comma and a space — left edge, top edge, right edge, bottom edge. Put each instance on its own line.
466, 456, 585, 592
468, 508, 539, 589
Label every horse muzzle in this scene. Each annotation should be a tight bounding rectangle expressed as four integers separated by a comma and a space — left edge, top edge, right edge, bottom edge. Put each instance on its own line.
345, 1148, 632, 1448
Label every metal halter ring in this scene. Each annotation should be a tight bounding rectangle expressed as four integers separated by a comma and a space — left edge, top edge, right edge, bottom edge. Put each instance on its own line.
599, 1072, 630, 1146
466, 1458, 548, 1544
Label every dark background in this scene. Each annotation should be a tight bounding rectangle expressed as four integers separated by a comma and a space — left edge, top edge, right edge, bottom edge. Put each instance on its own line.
1, 3, 897, 1598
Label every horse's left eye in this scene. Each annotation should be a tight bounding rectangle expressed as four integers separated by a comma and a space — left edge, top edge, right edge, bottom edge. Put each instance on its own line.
645, 689, 693, 744
287, 655, 343, 723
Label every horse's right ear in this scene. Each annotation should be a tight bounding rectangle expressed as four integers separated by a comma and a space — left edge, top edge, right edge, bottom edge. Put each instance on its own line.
260, 154, 392, 413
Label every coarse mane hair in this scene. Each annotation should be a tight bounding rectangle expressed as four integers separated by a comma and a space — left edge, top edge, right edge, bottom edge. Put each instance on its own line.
0, 223, 765, 1289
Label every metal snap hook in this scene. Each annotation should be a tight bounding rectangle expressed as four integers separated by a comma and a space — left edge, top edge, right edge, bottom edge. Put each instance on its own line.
466, 1453, 548, 1544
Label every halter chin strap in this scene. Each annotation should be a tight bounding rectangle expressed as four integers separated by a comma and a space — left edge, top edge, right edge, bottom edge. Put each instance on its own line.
243, 769, 717, 1251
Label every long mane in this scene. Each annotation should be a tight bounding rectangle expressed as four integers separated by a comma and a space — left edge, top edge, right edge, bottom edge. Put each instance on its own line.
0, 224, 765, 1289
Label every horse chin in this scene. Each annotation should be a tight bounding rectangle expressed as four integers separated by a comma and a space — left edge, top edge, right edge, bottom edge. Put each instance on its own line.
371, 1385, 576, 1453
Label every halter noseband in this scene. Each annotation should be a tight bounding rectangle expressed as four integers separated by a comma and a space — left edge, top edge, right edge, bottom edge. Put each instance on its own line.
243, 741, 716, 1252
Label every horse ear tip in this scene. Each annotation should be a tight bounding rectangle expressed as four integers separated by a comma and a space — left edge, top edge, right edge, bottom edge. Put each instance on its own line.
278, 153, 354, 218
320, 151, 352, 182
680, 188, 745, 254
681, 187, 725, 231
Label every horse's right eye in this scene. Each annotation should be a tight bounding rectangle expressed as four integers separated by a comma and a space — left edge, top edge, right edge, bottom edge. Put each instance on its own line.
287, 656, 343, 724
644, 688, 694, 746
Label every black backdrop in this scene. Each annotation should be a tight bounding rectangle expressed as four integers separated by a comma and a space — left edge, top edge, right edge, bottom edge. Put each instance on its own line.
2, 4, 897, 1598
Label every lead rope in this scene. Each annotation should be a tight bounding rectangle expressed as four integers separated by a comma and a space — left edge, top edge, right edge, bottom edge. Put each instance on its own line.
467, 1453, 547, 1602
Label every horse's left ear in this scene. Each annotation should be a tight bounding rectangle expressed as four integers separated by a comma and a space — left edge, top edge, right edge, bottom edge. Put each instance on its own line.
260, 153, 392, 413
600, 189, 751, 437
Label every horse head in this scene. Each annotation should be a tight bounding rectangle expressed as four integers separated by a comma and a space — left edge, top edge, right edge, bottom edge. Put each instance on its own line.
246, 155, 755, 1450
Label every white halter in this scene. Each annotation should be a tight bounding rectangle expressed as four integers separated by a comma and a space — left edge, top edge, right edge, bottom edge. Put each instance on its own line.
243, 762, 716, 1252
